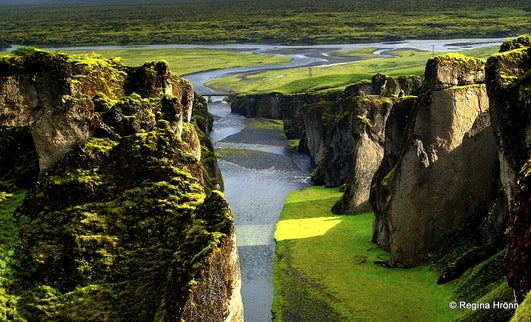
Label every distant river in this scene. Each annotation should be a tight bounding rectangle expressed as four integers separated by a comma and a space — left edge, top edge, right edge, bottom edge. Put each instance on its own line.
39, 37, 510, 94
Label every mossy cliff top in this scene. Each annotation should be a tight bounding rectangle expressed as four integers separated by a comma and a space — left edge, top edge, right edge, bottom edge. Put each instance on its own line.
424, 53, 486, 91
0, 49, 239, 320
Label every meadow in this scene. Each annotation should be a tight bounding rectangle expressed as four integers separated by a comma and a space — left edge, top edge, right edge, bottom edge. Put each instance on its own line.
64, 48, 291, 76
273, 186, 462, 321
0, 0, 529, 47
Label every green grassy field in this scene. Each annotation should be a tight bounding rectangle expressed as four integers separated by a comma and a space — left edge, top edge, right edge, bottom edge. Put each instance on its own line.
64, 48, 291, 76
207, 46, 501, 94
273, 186, 462, 321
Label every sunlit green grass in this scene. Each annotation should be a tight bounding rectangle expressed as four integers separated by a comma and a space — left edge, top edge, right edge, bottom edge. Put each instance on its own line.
273, 186, 462, 321
62, 48, 291, 76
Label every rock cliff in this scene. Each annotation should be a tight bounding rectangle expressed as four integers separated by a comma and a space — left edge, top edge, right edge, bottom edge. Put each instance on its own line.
0, 48, 242, 320
371, 54, 500, 266
486, 36, 531, 303
230, 75, 422, 206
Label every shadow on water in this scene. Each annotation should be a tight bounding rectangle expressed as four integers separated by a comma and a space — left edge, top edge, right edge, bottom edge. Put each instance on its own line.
208, 98, 311, 321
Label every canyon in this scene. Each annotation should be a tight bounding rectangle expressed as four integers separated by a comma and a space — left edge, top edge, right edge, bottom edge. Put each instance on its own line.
231, 35, 531, 319
0, 34, 529, 320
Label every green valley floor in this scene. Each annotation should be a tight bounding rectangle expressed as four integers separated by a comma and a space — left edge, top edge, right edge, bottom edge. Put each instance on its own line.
272, 186, 463, 321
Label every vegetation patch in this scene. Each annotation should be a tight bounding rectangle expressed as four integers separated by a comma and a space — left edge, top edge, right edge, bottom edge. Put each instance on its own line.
66, 48, 291, 76
0, 0, 528, 46
273, 186, 461, 321
207, 47, 499, 94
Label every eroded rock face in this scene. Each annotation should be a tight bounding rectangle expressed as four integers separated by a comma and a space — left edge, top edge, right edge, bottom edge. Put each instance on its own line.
316, 95, 392, 212
486, 36, 531, 303
0, 49, 242, 320
301, 75, 422, 192
369, 98, 415, 250
372, 54, 500, 266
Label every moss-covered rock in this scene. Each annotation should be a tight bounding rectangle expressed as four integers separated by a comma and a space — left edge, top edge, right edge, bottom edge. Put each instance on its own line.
511, 290, 531, 322
484, 35, 531, 306
0, 50, 240, 320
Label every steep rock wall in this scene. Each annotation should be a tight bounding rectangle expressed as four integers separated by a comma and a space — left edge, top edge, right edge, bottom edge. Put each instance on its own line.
372, 54, 500, 266
0, 49, 242, 320
304, 75, 421, 213
305, 94, 392, 201
486, 36, 531, 303
369, 98, 415, 250
230, 75, 422, 213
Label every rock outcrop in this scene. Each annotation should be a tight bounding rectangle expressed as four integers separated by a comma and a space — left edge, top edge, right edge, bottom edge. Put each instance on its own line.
231, 75, 422, 204
371, 54, 500, 266
486, 35, 531, 303
301, 75, 422, 213
0, 48, 242, 320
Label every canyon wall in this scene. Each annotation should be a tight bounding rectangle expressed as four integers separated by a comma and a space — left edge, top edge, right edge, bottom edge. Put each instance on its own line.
230, 75, 422, 215
371, 54, 501, 266
0, 49, 242, 320
486, 36, 531, 303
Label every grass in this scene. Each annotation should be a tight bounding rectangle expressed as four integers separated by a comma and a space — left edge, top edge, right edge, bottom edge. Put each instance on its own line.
0, 189, 26, 320
206, 46, 501, 94
273, 186, 462, 321
0, 0, 528, 47
63, 48, 291, 76
248, 118, 284, 131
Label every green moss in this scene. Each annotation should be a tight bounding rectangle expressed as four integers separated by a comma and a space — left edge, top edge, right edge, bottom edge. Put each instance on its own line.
356, 114, 373, 127
499, 35, 531, 52
436, 52, 487, 64
1, 53, 229, 320
511, 291, 531, 322
0, 189, 26, 320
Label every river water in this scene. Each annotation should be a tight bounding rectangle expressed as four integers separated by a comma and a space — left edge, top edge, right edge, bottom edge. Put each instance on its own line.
208, 99, 311, 321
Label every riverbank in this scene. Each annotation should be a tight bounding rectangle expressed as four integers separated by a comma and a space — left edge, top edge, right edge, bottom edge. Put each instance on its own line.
273, 186, 462, 321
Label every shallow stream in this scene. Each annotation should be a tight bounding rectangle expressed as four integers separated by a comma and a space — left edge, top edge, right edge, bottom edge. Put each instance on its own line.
208, 99, 311, 321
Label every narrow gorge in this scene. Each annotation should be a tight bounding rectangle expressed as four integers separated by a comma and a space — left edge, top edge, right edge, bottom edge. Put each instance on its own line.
0, 35, 529, 321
